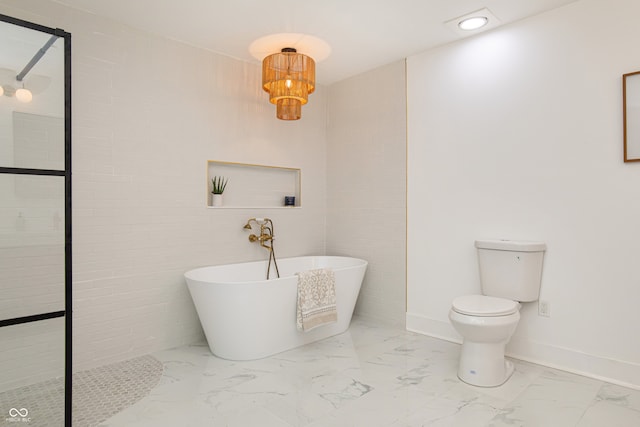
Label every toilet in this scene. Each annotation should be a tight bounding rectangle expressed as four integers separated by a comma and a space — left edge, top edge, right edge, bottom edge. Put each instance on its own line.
449, 239, 546, 387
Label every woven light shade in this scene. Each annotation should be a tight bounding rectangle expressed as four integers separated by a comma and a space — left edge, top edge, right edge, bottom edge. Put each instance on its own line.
262, 48, 315, 120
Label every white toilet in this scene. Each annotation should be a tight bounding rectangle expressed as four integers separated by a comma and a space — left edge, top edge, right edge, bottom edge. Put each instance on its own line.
449, 239, 546, 387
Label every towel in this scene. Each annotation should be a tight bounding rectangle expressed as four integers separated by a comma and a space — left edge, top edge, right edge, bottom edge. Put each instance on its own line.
296, 268, 337, 332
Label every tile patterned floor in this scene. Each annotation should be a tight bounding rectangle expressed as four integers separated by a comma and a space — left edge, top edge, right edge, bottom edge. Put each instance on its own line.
0, 377, 64, 426
0, 355, 162, 427
72, 355, 163, 426
100, 318, 640, 427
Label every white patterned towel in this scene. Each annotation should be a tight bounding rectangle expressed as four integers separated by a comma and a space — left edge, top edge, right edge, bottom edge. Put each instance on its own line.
296, 268, 337, 332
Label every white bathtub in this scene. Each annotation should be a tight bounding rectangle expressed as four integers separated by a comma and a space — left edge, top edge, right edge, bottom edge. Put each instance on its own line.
184, 256, 367, 360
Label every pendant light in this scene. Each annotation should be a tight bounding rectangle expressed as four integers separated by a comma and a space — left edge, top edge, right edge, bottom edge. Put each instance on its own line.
262, 48, 315, 120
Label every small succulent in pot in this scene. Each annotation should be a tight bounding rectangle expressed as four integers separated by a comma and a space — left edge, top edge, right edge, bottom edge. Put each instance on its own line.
211, 176, 228, 194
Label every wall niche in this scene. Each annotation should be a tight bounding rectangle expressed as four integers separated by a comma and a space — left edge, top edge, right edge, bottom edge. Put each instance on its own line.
207, 160, 301, 208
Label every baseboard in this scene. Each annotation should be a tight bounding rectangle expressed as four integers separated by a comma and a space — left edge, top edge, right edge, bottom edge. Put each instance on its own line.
406, 312, 640, 390
406, 311, 461, 344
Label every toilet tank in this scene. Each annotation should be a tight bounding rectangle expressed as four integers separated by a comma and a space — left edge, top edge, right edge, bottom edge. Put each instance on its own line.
475, 240, 546, 302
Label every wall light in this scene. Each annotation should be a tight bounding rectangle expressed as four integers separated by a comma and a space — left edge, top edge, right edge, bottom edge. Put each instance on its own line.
15, 86, 33, 103
262, 48, 315, 120
0, 82, 33, 103
0, 34, 57, 105
458, 16, 489, 31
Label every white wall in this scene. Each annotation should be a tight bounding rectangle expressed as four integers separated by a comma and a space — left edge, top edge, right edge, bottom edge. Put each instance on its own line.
407, 0, 640, 388
1, 0, 328, 373
326, 60, 407, 326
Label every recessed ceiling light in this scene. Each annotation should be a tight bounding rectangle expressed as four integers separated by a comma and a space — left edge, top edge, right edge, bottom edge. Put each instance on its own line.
444, 8, 498, 36
458, 16, 489, 31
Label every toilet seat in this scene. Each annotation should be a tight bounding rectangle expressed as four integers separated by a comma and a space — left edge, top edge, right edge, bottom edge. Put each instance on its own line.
452, 295, 519, 317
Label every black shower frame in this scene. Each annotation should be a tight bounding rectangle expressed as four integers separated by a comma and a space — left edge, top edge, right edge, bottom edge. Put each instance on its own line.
0, 14, 72, 427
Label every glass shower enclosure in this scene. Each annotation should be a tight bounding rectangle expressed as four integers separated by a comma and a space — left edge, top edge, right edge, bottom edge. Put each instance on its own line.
0, 14, 71, 427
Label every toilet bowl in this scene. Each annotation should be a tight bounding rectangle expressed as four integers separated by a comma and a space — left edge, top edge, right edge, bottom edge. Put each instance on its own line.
449, 239, 545, 387
449, 294, 520, 387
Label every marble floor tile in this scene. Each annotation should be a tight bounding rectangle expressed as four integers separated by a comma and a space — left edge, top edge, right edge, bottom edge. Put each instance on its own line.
396, 395, 504, 427
98, 317, 639, 427
486, 369, 605, 427
595, 383, 640, 411
576, 400, 640, 427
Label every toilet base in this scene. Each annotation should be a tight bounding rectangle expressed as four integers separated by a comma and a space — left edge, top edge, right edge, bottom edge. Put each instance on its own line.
457, 341, 515, 387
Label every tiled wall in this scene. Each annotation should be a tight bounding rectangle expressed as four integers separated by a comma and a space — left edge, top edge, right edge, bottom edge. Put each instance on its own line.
0, 244, 64, 320
1, 0, 409, 388
0, 318, 64, 392
0, 20, 66, 330
0, 31, 67, 391
326, 60, 407, 326
1, 0, 328, 379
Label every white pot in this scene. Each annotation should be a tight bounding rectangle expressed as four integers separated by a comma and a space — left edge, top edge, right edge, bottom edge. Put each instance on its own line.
212, 194, 223, 207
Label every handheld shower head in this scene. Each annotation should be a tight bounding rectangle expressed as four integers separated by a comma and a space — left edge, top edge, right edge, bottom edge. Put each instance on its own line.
243, 217, 271, 230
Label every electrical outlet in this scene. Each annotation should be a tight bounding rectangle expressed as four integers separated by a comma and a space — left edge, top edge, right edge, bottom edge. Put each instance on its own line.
538, 300, 550, 317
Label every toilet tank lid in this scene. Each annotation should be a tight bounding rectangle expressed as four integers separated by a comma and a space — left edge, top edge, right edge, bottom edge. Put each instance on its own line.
475, 239, 546, 252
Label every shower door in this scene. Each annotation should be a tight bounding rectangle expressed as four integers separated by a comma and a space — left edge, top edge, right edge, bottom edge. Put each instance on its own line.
0, 14, 71, 426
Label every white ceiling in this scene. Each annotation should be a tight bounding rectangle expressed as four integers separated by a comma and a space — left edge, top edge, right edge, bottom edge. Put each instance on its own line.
56, 0, 579, 84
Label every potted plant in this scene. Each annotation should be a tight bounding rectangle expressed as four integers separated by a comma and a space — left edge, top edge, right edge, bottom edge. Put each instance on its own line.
211, 176, 228, 207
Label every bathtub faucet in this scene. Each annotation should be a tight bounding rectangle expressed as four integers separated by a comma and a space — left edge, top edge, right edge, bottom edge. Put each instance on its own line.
243, 218, 274, 249
243, 218, 280, 279
248, 232, 273, 245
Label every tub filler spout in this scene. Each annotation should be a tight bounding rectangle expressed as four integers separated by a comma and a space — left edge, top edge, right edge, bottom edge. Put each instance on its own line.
243, 217, 279, 279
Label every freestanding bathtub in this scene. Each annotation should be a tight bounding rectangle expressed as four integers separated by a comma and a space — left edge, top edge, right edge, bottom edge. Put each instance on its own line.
184, 256, 367, 360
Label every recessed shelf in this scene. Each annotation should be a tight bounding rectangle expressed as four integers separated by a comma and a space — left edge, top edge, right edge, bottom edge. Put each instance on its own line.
207, 161, 301, 208
206, 206, 301, 209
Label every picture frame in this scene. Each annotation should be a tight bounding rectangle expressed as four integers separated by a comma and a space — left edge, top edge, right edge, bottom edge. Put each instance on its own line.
623, 71, 640, 162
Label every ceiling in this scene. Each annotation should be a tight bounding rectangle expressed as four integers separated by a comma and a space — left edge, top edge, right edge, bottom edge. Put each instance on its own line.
56, 0, 579, 85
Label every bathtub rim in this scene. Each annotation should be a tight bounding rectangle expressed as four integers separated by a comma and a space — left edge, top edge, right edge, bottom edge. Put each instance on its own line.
184, 255, 368, 286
